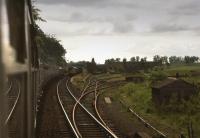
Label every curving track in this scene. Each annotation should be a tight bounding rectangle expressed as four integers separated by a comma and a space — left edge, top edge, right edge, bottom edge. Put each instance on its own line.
36, 76, 75, 138
5, 80, 13, 95
57, 76, 123, 138
36, 75, 123, 138
6, 79, 21, 138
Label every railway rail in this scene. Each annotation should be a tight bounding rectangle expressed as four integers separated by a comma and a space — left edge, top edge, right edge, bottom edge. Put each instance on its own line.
120, 100, 167, 138
56, 77, 122, 138
36, 76, 75, 138
5, 81, 13, 95
4, 79, 22, 138
94, 82, 116, 133
5, 79, 21, 125
57, 80, 80, 138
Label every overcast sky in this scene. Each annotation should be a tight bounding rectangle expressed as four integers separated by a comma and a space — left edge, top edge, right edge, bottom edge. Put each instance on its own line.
36, 0, 200, 63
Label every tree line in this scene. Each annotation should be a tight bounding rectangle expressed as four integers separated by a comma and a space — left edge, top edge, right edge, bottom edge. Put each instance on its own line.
105, 56, 148, 64
82, 55, 200, 74
105, 55, 199, 65
153, 55, 199, 64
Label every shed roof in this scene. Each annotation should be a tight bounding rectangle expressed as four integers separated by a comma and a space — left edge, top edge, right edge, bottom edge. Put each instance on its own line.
152, 77, 187, 89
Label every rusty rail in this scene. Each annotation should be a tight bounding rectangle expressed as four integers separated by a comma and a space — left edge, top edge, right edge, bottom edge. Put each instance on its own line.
57, 79, 80, 138
66, 79, 119, 138
5, 80, 21, 124
120, 100, 167, 138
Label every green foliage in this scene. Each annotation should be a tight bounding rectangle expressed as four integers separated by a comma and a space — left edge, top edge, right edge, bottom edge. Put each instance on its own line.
32, 3, 46, 22
163, 64, 200, 76
35, 27, 66, 66
168, 56, 199, 64
119, 83, 135, 96
115, 80, 200, 136
169, 56, 184, 64
153, 55, 200, 65
153, 55, 169, 65
109, 71, 200, 136
130, 57, 136, 62
184, 56, 199, 64
32, 5, 66, 66
158, 94, 200, 136
86, 58, 97, 74
117, 83, 151, 113
149, 71, 168, 83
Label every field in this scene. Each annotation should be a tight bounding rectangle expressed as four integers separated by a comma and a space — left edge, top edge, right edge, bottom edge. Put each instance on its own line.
164, 64, 200, 75
97, 64, 200, 138
71, 73, 90, 89
71, 64, 200, 137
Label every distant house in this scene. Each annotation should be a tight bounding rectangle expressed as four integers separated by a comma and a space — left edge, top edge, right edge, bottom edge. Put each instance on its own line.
151, 78, 197, 105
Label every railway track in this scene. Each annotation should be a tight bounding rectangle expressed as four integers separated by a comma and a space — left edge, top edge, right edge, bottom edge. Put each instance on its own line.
5, 80, 13, 95
36, 76, 75, 138
94, 82, 121, 136
5, 79, 21, 138
57, 77, 123, 138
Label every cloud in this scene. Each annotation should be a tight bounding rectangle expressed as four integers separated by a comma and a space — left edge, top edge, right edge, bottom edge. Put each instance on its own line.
151, 23, 200, 35
112, 22, 134, 33
170, 1, 200, 16
37, 0, 107, 6
67, 12, 87, 22
36, 0, 137, 9
36, 0, 200, 35
36, 3, 137, 35
151, 24, 190, 33
35, 0, 200, 63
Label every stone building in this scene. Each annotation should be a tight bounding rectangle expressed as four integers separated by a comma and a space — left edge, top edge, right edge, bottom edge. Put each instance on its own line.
151, 78, 197, 105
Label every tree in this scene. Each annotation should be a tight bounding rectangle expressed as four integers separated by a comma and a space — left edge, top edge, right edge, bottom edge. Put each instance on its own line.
122, 58, 127, 72
116, 58, 120, 62
136, 56, 140, 62
32, 4, 46, 22
36, 28, 66, 66
153, 55, 161, 63
184, 56, 199, 64
110, 58, 115, 63
130, 57, 136, 62
150, 71, 168, 83
105, 59, 110, 64
169, 56, 177, 64
140, 57, 147, 63
87, 58, 96, 74
91, 58, 96, 69
122, 58, 127, 63
161, 56, 168, 64
32, 5, 67, 66
169, 56, 184, 64
184, 56, 191, 64
153, 55, 169, 65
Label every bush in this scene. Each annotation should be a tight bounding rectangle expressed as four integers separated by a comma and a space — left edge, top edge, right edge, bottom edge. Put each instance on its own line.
119, 83, 135, 96
150, 71, 168, 83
